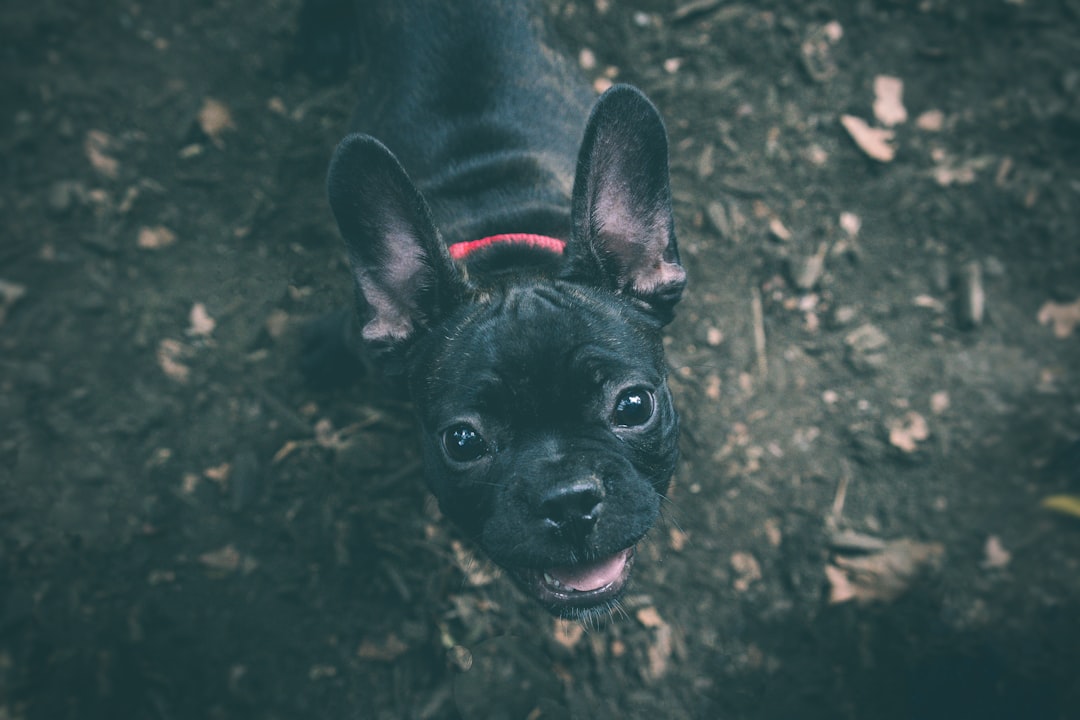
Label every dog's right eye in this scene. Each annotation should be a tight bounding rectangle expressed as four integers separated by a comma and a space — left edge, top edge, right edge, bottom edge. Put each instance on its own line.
442, 424, 488, 463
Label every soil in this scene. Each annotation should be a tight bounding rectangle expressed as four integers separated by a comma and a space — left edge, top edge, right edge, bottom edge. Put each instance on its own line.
3, 1, 1080, 718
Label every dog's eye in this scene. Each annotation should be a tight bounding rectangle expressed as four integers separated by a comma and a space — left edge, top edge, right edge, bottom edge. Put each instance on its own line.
442, 424, 488, 463
612, 388, 655, 428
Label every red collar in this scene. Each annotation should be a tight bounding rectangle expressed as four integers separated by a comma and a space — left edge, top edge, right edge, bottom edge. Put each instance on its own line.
447, 233, 566, 260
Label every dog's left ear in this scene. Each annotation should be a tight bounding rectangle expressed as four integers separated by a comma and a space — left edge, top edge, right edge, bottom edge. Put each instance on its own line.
565, 84, 686, 321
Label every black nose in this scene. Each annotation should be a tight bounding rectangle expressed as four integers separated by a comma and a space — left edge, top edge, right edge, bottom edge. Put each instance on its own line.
539, 479, 604, 536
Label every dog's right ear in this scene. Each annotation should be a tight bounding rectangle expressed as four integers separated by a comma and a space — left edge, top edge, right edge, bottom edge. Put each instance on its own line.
327, 134, 467, 347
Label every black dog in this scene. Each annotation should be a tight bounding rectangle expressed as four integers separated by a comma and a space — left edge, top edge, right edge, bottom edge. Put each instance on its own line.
306, 0, 686, 618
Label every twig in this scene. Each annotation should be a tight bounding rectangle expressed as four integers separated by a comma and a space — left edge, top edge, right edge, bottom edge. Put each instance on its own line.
829, 461, 852, 529
751, 286, 767, 381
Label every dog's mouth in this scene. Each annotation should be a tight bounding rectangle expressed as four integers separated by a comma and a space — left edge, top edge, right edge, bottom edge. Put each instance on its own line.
510, 547, 635, 616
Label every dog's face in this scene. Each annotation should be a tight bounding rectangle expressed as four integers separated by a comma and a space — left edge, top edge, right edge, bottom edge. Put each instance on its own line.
327, 86, 686, 617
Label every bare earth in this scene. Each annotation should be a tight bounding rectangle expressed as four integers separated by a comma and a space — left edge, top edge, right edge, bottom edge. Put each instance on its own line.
2, 1, 1079, 718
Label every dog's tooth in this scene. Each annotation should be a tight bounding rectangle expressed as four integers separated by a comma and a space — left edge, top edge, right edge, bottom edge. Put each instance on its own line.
544, 572, 561, 588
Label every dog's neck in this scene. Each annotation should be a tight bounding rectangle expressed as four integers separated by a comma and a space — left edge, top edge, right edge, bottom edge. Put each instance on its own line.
448, 233, 566, 260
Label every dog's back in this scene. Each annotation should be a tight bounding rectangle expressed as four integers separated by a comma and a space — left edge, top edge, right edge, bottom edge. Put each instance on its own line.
338, 0, 595, 246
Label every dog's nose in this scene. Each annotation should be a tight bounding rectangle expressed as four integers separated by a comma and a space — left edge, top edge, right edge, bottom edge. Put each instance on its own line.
539, 479, 604, 536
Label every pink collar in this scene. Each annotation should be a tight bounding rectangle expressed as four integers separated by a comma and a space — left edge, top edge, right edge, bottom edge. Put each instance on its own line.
447, 233, 566, 260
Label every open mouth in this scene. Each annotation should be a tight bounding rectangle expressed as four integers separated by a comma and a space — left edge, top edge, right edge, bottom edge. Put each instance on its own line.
511, 547, 636, 616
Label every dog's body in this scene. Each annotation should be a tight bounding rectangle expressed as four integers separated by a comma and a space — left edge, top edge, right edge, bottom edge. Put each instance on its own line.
308, 0, 687, 617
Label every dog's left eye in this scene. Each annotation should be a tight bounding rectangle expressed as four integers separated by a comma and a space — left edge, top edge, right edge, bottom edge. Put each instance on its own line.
612, 388, 655, 428
442, 424, 488, 463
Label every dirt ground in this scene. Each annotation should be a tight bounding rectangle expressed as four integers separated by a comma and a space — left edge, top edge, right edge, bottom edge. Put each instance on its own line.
3, 0, 1080, 718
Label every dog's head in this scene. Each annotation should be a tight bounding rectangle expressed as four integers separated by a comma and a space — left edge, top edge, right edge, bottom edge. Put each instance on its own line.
327, 86, 686, 617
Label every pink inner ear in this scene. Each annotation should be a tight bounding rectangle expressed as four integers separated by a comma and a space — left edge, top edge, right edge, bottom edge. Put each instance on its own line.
358, 228, 428, 343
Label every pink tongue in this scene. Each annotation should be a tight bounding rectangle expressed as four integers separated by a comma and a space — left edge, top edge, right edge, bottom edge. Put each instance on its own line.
548, 549, 629, 591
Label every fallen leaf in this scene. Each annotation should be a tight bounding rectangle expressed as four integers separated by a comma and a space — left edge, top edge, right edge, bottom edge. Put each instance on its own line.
198, 544, 256, 573
451, 540, 496, 586
827, 538, 944, 604
916, 109, 945, 132
636, 606, 665, 629
0, 279, 27, 325
981, 535, 1011, 569
156, 338, 191, 383
553, 618, 584, 650
1041, 494, 1080, 519
768, 216, 792, 241
137, 225, 177, 249
839, 211, 861, 237
187, 302, 216, 337
1037, 298, 1080, 338
646, 622, 673, 680
872, 75, 908, 127
932, 153, 994, 186
357, 633, 408, 662
198, 97, 235, 145
930, 391, 950, 415
887, 411, 929, 453
840, 114, 896, 162
203, 462, 231, 483
84, 130, 120, 178
265, 309, 290, 340
763, 518, 782, 547
730, 551, 762, 592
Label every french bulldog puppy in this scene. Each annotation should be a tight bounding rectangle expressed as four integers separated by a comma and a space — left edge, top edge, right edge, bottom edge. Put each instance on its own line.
307, 0, 686, 618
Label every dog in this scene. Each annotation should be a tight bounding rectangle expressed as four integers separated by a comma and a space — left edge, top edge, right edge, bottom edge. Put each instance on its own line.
302, 0, 687, 618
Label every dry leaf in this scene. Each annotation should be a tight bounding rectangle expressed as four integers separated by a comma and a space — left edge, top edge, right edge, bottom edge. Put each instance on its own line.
451, 540, 496, 586
930, 391, 950, 415
84, 130, 120, 178
932, 153, 993, 186
981, 535, 1011, 569
187, 302, 216, 337
0, 279, 27, 325
198, 97, 235, 144
872, 75, 908, 127
840, 114, 896, 162
646, 622, 673, 680
137, 225, 177, 249
203, 462, 230, 483
827, 538, 944, 604
839, 211, 862, 237
768, 216, 792, 241
887, 411, 929, 453
763, 518, 783, 547
730, 551, 762, 592
553, 618, 584, 650
198, 544, 257, 574
916, 109, 945, 132
1037, 298, 1080, 338
357, 633, 408, 662
157, 338, 191, 383
636, 606, 665, 629
668, 527, 689, 551
265, 308, 290, 340
1041, 494, 1080, 519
